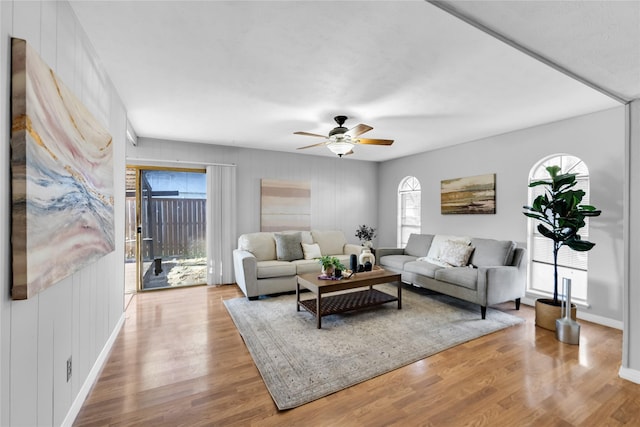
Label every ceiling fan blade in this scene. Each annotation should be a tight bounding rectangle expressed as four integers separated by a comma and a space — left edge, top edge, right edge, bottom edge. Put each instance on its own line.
344, 150, 355, 156
346, 124, 373, 137
294, 131, 327, 138
356, 138, 394, 145
297, 141, 328, 150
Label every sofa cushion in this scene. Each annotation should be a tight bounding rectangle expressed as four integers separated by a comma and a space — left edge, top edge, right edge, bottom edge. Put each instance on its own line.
439, 240, 475, 267
434, 267, 478, 290
301, 243, 322, 260
292, 259, 321, 274
256, 260, 296, 278
379, 254, 418, 270
404, 260, 444, 279
312, 230, 346, 256
274, 232, 303, 261
238, 232, 276, 261
300, 231, 314, 245
469, 238, 516, 267
404, 234, 434, 257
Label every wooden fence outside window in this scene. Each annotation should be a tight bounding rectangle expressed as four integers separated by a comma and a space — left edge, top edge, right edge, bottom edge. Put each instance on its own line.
125, 198, 206, 261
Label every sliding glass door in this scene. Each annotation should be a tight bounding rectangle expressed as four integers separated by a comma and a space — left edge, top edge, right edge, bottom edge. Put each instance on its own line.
125, 166, 207, 291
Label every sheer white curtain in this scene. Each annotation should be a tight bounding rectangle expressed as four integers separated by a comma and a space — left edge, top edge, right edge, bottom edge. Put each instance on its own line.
206, 165, 237, 285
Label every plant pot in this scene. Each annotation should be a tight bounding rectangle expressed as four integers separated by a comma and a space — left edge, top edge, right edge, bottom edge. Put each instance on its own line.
322, 266, 335, 276
535, 298, 576, 331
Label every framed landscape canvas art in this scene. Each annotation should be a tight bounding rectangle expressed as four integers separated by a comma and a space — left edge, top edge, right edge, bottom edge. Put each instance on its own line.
10, 38, 114, 299
441, 173, 496, 215
261, 179, 311, 231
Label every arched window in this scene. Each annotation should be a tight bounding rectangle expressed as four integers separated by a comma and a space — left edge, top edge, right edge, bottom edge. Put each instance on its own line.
527, 154, 591, 302
397, 176, 421, 247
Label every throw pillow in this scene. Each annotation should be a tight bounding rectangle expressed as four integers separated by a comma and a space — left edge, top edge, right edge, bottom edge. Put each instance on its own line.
426, 234, 471, 265
302, 243, 322, 260
439, 240, 475, 267
274, 232, 303, 261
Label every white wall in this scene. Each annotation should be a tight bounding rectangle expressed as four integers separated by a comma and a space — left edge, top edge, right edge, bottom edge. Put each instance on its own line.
128, 138, 380, 244
378, 106, 626, 323
0, 2, 127, 425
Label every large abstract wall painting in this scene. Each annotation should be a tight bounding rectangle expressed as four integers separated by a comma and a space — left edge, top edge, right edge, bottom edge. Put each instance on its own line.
261, 179, 311, 232
441, 173, 496, 215
10, 38, 114, 299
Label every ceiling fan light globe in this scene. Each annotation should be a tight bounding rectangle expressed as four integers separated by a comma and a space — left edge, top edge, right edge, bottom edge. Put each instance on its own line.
328, 141, 354, 156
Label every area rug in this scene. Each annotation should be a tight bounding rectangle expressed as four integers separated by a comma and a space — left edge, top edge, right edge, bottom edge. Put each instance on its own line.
223, 284, 524, 410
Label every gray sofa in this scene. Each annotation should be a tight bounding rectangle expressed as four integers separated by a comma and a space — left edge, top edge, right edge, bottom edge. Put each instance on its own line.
376, 233, 526, 319
233, 230, 363, 299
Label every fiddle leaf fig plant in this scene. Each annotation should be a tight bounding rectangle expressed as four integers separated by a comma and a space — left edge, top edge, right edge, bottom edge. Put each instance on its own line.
522, 165, 601, 304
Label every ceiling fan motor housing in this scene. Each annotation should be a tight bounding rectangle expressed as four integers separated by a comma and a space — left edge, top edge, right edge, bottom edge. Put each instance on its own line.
329, 126, 349, 137
329, 116, 349, 136
329, 115, 349, 136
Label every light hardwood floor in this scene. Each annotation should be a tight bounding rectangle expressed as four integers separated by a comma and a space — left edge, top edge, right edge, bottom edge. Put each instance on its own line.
74, 284, 640, 426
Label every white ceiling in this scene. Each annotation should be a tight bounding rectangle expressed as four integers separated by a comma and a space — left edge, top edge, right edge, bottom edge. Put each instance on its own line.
69, 1, 638, 162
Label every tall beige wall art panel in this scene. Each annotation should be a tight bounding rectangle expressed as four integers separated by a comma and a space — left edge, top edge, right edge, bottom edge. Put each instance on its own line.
10, 38, 114, 299
261, 179, 310, 231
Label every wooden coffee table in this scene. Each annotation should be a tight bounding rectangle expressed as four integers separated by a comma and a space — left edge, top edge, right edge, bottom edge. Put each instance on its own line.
296, 269, 402, 329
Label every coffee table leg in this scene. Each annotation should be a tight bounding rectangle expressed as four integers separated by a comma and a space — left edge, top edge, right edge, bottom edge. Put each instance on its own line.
397, 281, 402, 310
316, 293, 321, 329
296, 281, 300, 312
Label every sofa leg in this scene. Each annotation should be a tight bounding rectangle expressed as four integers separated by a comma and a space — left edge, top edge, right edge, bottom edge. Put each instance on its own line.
481, 306, 487, 319
248, 296, 259, 301
515, 298, 521, 310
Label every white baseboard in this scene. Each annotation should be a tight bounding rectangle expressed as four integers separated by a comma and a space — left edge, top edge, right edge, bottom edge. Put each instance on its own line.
619, 366, 640, 384
61, 313, 126, 427
521, 297, 623, 330
576, 311, 623, 330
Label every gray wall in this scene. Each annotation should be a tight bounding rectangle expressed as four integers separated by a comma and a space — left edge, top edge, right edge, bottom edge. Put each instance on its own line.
0, 2, 127, 425
378, 106, 626, 324
128, 138, 380, 245
624, 100, 640, 379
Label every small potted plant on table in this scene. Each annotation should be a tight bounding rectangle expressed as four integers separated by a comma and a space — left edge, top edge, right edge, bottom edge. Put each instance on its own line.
317, 256, 346, 277
522, 165, 601, 331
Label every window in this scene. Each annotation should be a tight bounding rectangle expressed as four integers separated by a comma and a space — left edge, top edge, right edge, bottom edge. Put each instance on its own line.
398, 176, 421, 247
527, 155, 590, 302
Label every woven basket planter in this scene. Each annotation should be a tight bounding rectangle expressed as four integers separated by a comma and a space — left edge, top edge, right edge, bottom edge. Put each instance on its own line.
535, 298, 576, 331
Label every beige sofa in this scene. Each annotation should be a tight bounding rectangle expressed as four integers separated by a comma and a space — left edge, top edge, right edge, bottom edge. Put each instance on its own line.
233, 230, 363, 299
376, 233, 526, 319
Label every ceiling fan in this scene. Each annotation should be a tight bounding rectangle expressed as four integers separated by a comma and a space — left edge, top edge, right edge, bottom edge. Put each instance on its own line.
294, 115, 394, 157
